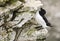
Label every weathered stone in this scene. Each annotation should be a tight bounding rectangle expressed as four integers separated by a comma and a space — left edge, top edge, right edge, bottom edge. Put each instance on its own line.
0, 27, 8, 41
0, 0, 49, 41
6, 1, 22, 11
8, 28, 16, 41
0, 7, 10, 15
18, 26, 48, 41
0, 0, 9, 6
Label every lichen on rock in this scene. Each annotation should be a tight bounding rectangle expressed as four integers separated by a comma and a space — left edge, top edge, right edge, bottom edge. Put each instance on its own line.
0, 0, 48, 41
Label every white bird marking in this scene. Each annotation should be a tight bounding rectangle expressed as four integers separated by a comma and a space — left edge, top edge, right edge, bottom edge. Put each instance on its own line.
35, 10, 48, 29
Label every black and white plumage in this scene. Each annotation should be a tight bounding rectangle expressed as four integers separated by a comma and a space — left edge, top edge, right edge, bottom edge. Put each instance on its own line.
35, 10, 48, 29
39, 8, 52, 27
35, 8, 52, 31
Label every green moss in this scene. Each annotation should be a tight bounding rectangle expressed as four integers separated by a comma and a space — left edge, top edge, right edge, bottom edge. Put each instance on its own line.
26, 28, 36, 36
9, 0, 18, 4
0, 0, 9, 6
19, 0, 25, 3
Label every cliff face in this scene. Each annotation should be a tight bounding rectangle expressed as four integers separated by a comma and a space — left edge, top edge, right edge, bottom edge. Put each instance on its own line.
0, 0, 48, 41
0, 0, 9, 6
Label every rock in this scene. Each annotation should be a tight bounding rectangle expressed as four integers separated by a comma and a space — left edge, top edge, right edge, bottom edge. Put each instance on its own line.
8, 29, 16, 41
0, 7, 10, 15
24, 0, 43, 10
18, 26, 48, 41
0, 0, 49, 41
0, 0, 9, 6
0, 27, 8, 41
6, 1, 22, 11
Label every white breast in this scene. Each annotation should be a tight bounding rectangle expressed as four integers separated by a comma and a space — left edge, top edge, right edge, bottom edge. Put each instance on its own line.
35, 10, 48, 28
